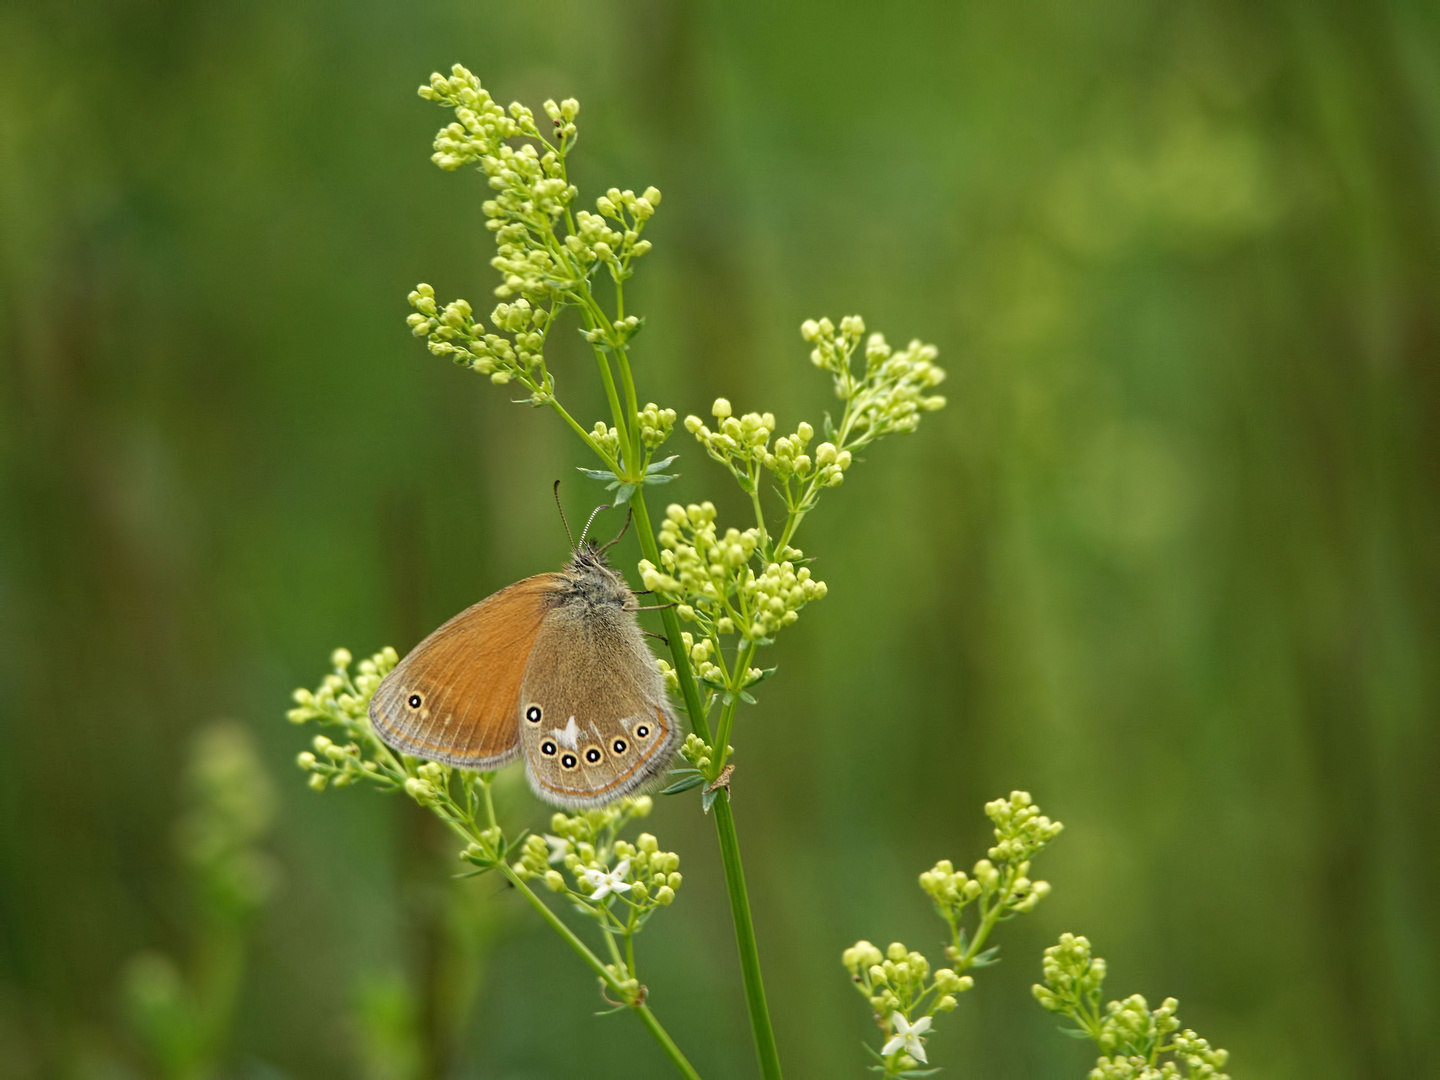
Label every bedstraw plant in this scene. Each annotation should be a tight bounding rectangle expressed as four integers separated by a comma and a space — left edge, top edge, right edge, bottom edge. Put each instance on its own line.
282, 64, 1234, 1079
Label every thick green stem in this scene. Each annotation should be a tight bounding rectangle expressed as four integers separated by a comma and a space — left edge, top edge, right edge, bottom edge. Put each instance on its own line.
712, 794, 783, 1080
631, 489, 783, 1080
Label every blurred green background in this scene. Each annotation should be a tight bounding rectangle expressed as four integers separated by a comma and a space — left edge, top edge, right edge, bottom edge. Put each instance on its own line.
3, 0, 1438, 1077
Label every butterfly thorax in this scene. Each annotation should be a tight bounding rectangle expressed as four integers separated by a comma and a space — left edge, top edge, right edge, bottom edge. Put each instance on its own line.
554, 544, 634, 611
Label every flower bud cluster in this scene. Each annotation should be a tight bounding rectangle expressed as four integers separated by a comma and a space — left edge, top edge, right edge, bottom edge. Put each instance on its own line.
801, 314, 868, 374
297, 733, 377, 792
541, 96, 580, 140
566, 186, 662, 282
985, 789, 1064, 862
1033, 933, 1107, 1015
749, 558, 826, 638
800, 316, 947, 446
422, 66, 683, 312
1097, 995, 1180, 1057
918, 793, 1058, 956
589, 420, 621, 459
287, 646, 398, 729
541, 795, 654, 852
401, 761, 449, 807
1171, 1032, 1231, 1079
681, 733, 716, 774
419, 65, 528, 169
637, 402, 677, 450
841, 939, 967, 1062
406, 285, 553, 393
1034, 934, 1230, 1080
638, 502, 825, 643
513, 802, 681, 914
849, 334, 946, 436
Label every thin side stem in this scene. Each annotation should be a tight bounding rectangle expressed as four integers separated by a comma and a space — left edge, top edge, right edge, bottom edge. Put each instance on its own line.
430, 776, 698, 1079
500, 866, 701, 1080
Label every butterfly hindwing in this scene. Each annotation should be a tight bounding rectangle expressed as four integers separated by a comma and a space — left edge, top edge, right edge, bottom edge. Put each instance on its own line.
518, 599, 678, 808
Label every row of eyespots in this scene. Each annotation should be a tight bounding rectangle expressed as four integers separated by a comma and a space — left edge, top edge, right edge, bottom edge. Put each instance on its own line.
538, 722, 653, 768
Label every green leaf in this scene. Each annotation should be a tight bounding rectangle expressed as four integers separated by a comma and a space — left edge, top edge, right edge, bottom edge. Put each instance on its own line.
738, 690, 756, 705
701, 786, 723, 813
451, 864, 496, 878
612, 483, 636, 504
645, 455, 679, 473
970, 945, 1002, 968
734, 472, 756, 493
660, 773, 705, 795
1058, 1027, 1094, 1040
642, 472, 679, 485
577, 467, 618, 481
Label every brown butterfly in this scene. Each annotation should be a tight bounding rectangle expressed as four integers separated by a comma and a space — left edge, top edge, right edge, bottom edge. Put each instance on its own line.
368, 503, 678, 808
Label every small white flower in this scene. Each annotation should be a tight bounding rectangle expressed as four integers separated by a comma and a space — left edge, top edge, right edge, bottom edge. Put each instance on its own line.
581, 858, 632, 901
543, 834, 570, 864
881, 1012, 932, 1063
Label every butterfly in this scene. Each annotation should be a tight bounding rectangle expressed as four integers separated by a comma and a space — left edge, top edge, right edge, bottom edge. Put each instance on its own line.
368, 503, 678, 808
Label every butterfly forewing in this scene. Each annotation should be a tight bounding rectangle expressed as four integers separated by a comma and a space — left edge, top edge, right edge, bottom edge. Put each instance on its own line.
519, 601, 678, 808
369, 574, 564, 768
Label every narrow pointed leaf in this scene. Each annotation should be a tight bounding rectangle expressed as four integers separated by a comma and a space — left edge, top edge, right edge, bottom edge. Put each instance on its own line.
660, 773, 706, 795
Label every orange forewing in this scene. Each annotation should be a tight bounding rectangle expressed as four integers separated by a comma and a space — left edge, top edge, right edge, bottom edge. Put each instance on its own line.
369, 574, 563, 768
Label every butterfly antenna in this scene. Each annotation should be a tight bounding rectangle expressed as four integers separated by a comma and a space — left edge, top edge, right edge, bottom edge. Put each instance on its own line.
577, 502, 611, 547
598, 507, 633, 553
553, 480, 576, 549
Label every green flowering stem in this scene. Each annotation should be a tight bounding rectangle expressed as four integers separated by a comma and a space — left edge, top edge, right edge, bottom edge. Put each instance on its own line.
449, 794, 702, 1080
498, 864, 700, 1080
710, 639, 756, 768
632, 486, 782, 1080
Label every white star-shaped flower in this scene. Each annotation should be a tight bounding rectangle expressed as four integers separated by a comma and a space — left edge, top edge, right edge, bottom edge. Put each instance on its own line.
881, 1012, 932, 1063
581, 858, 632, 902
543, 834, 570, 864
